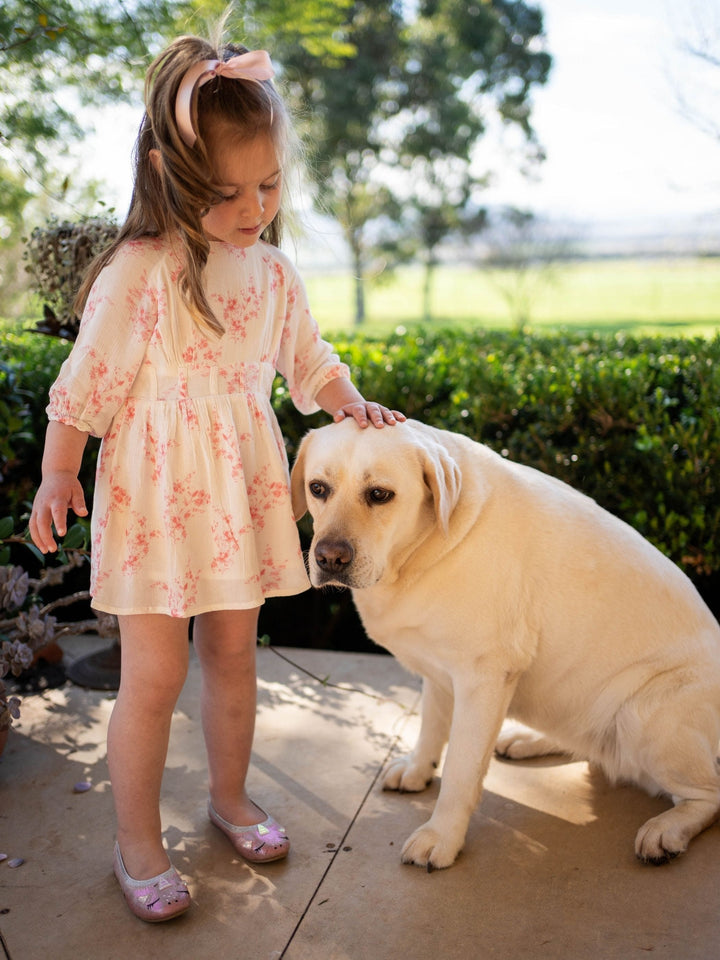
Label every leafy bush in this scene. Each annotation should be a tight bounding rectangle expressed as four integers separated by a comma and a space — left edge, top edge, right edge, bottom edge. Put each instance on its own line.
274, 327, 720, 582
2, 323, 718, 650
0, 327, 73, 515
0, 326, 100, 518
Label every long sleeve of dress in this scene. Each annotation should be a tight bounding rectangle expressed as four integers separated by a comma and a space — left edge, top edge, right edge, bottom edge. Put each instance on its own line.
47, 244, 160, 438
272, 258, 349, 415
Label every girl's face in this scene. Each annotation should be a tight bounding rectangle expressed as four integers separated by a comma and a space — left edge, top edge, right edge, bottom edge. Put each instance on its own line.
202, 133, 282, 248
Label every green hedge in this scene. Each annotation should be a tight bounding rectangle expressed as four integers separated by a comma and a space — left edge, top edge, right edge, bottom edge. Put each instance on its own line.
2, 325, 719, 583
277, 327, 720, 582
0, 328, 74, 515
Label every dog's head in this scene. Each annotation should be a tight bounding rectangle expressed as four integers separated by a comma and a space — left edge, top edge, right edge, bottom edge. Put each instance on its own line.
290, 419, 461, 589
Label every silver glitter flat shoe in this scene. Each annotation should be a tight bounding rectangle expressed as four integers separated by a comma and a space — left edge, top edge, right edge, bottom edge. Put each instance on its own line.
113, 843, 191, 922
208, 801, 290, 863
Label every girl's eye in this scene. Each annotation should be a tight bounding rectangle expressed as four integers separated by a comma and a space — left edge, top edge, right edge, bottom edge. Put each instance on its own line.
210, 192, 237, 207
262, 179, 280, 192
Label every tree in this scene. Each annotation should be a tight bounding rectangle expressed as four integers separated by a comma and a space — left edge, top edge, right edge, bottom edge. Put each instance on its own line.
0, 165, 32, 316
0, 1, 358, 317
0, 1, 354, 226
672, 1, 720, 142
387, 0, 551, 322
283, 0, 551, 325
0, 3, 177, 204
374, 160, 489, 323
281, 0, 405, 325
1, 1, 552, 327
482, 207, 572, 330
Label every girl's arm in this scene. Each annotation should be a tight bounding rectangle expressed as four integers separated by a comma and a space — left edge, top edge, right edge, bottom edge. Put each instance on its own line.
315, 378, 406, 429
29, 421, 89, 553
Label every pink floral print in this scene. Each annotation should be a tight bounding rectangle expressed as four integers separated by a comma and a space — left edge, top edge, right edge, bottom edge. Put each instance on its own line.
47, 238, 349, 617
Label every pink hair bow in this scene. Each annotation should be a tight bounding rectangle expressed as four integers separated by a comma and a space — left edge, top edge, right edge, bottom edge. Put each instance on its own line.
175, 50, 275, 147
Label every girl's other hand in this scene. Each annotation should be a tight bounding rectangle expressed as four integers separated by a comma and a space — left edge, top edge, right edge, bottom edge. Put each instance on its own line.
332, 402, 407, 429
29, 473, 88, 553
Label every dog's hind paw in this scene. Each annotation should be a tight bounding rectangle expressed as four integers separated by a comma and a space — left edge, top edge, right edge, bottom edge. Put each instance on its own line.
495, 725, 565, 760
382, 755, 435, 793
634, 795, 720, 864
635, 812, 692, 864
400, 822, 463, 870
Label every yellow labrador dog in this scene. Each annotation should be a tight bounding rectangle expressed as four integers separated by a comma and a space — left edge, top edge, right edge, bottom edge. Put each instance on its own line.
291, 418, 720, 870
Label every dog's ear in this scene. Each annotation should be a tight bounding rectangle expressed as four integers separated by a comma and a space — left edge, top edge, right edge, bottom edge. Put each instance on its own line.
290, 432, 311, 521
421, 442, 461, 533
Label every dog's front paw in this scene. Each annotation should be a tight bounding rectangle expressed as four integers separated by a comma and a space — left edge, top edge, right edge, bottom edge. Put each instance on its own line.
400, 821, 463, 871
382, 755, 436, 793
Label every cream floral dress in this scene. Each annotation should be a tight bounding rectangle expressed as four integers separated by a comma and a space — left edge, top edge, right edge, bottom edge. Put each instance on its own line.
47, 237, 349, 617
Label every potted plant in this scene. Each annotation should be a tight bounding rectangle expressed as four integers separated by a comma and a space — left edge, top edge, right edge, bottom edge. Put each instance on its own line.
0, 519, 116, 758
0, 563, 55, 754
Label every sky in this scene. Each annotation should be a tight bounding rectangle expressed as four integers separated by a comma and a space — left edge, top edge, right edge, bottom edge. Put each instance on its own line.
79, 0, 720, 229
482, 0, 720, 225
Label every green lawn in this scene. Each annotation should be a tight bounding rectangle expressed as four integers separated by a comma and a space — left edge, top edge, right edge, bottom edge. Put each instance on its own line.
303, 256, 720, 339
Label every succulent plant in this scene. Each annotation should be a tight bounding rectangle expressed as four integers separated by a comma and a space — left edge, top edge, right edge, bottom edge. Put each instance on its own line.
0, 518, 113, 735
0, 563, 63, 732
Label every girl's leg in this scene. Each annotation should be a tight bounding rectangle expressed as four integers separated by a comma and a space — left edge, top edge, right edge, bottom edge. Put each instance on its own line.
192, 607, 265, 825
107, 614, 190, 879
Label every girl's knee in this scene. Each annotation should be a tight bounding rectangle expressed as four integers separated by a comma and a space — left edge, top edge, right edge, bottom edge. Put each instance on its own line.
119, 659, 188, 712
117, 616, 190, 708
193, 608, 260, 663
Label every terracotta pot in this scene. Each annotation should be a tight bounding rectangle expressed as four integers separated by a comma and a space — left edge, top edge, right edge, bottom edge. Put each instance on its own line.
31, 641, 64, 667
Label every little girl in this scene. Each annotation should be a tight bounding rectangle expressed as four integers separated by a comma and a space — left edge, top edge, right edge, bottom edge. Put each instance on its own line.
29, 32, 404, 922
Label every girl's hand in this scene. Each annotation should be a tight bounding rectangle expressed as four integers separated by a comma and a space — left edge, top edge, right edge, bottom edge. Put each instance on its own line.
315, 379, 405, 428
29, 472, 88, 553
332, 402, 407, 429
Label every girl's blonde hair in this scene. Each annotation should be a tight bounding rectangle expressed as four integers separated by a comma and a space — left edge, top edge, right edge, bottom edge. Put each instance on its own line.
76, 34, 295, 336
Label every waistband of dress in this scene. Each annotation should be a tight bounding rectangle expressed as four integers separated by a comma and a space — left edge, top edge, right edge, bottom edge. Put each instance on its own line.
128, 362, 275, 400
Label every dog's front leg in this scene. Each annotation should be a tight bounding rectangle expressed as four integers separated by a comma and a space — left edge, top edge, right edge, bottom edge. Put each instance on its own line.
400, 668, 518, 870
383, 675, 452, 792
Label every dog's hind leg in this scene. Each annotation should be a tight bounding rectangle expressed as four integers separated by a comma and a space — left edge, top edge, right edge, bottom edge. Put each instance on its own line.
635, 791, 720, 864
383, 675, 452, 793
631, 706, 720, 863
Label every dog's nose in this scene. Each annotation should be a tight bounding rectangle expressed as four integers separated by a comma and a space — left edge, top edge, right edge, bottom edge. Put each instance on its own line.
315, 538, 354, 571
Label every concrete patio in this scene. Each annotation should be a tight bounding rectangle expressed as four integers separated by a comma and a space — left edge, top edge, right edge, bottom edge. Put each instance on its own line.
1, 633, 719, 959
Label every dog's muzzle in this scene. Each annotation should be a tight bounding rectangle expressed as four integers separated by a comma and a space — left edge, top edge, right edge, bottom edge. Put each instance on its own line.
313, 537, 354, 585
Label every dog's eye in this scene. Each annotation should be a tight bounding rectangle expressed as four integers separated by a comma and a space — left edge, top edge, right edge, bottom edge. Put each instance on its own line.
367, 487, 394, 505
308, 481, 328, 499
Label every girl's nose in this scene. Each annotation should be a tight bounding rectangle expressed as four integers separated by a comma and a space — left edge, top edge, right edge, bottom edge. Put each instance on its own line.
239, 189, 263, 219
